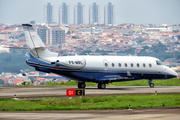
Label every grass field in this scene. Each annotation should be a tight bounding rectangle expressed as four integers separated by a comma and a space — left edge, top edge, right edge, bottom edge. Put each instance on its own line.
44, 78, 180, 86
7, 79, 179, 111
0, 94, 179, 111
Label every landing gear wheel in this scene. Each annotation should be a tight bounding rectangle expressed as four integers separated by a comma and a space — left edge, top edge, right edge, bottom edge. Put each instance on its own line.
148, 79, 154, 88
98, 83, 106, 89
150, 83, 154, 88
98, 84, 101, 89
78, 82, 86, 88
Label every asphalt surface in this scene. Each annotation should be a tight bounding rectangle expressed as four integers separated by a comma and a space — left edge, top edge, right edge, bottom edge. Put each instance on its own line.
0, 86, 180, 120
0, 107, 180, 120
0, 86, 180, 98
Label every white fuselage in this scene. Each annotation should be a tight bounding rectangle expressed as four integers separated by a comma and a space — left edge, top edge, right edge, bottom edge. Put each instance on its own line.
44, 55, 177, 79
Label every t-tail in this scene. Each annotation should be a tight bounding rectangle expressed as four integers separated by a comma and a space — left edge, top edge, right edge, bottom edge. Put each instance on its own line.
22, 24, 58, 59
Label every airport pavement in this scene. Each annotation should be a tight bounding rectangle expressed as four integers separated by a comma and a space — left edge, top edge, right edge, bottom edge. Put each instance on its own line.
0, 107, 180, 120
0, 86, 180, 98
0, 86, 180, 120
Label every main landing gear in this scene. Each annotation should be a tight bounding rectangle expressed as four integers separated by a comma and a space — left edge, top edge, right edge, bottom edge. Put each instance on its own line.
98, 83, 106, 89
78, 82, 86, 89
149, 79, 154, 88
77, 82, 106, 89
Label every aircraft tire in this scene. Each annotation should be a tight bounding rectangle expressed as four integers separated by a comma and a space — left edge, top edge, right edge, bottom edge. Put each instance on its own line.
98, 83, 101, 89
101, 83, 106, 89
78, 83, 86, 88
150, 83, 154, 88
98, 83, 106, 89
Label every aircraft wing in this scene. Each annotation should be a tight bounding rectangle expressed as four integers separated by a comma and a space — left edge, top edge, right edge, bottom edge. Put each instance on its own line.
20, 70, 70, 80
25, 75, 70, 80
95, 75, 134, 81
43, 76, 70, 80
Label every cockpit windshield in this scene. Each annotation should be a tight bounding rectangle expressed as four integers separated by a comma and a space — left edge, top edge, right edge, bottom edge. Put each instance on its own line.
156, 60, 164, 65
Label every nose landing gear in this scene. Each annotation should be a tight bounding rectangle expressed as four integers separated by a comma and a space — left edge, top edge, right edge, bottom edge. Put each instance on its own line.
149, 79, 154, 88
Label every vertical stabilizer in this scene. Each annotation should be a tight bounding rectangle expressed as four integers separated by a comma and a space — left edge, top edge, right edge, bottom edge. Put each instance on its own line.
22, 24, 58, 58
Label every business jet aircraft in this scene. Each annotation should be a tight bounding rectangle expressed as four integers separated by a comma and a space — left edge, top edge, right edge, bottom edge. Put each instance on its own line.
22, 24, 178, 89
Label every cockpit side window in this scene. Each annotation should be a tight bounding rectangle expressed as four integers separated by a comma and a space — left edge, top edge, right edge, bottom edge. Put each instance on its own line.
156, 60, 163, 65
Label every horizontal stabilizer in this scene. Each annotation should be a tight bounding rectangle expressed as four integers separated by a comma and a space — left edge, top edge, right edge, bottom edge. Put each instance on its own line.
3, 46, 28, 49
22, 24, 32, 27
32, 46, 46, 50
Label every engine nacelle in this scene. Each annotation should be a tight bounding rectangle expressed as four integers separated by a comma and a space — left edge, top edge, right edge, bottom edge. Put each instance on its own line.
54, 57, 86, 69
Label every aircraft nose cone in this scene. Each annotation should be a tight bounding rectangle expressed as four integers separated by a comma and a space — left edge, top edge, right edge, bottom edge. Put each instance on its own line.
173, 72, 178, 77
170, 70, 178, 78
166, 67, 178, 79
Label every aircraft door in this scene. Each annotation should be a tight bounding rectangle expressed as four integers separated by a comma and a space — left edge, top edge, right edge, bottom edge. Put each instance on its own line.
103, 59, 109, 70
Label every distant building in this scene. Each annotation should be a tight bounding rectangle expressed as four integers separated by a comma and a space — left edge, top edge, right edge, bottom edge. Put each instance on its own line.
46, 28, 65, 45
104, 2, 115, 25
37, 26, 65, 46
1, 73, 16, 77
70, 27, 76, 33
0, 77, 9, 84
59, 3, 70, 24
37, 26, 48, 44
0, 33, 10, 40
89, 2, 100, 24
0, 24, 5, 30
12, 79, 24, 85
44, 3, 54, 24
74, 2, 85, 25
144, 28, 173, 33
28, 71, 39, 76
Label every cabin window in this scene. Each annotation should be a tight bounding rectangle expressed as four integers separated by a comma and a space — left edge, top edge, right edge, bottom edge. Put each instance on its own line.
131, 63, 133, 67
125, 63, 127, 67
156, 60, 163, 65
137, 63, 140, 67
118, 63, 121, 67
112, 63, 115, 67
149, 63, 152, 68
143, 63, 146, 67
105, 63, 108, 67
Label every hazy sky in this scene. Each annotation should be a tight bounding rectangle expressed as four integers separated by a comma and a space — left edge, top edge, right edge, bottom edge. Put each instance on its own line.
0, 0, 180, 25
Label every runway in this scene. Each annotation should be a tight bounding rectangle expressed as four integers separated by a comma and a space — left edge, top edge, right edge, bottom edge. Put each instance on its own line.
0, 107, 180, 120
0, 86, 180, 98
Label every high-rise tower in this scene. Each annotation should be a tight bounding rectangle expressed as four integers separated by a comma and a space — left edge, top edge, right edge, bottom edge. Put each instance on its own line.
104, 2, 115, 25
44, 3, 54, 24
89, 3, 100, 24
74, 2, 85, 25
59, 3, 70, 24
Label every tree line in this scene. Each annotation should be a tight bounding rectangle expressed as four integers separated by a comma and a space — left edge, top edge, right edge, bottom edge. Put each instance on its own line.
0, 50, 33, 74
